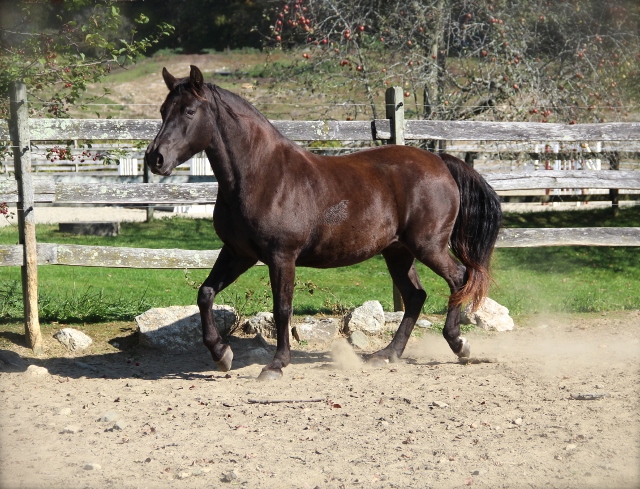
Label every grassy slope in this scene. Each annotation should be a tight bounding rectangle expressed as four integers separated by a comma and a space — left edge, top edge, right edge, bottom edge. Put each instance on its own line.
0, 206, 638, 322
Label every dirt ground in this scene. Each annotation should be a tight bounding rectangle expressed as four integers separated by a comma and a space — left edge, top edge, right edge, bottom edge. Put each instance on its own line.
0, 311, 639, 489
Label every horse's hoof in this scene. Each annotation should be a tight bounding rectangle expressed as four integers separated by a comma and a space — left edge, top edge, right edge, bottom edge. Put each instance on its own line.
257, 368, 283, 381
367, 356, 389, 368
215, 346, 233, 372
455, 336, 470, 359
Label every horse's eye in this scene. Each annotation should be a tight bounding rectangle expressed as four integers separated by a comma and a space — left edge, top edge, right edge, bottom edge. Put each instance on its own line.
186, 108, 196, 117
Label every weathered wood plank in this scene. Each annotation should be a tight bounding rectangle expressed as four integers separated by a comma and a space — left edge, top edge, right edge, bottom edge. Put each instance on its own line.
402, 121, 640, 141
484, 171, 640, 191
0, 229, 638, 269
54, 245, 221, 268
272, 120, 379, 141
2, 118, 640, 142
496, 227, 640, 247
53, 182, 218, 204
0, 119, 383, 142
0, 244, 221, 268
443, 141, 640, 153
1, 172, 638, 203
0, 176, 56, 203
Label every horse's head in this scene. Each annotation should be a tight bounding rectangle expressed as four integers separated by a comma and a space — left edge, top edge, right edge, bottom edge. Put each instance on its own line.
145, 65, 214, 176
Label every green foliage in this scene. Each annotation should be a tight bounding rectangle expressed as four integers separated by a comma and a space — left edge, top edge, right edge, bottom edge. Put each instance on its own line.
0, 209, 639, 322
0, 0, 174, 118
122, 0, 270, 54
262, 0, 639, 122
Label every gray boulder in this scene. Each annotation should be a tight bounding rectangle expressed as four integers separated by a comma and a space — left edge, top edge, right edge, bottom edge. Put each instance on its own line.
295, 316, 339, 343
136, 305, 236, 352
462, 298, 514, 332
343, 300, 385, 335
348, 330, 370, 350
416, 319, 432, 329
53, 328, 93, 352
384, 311, 405, 325
242, 312, 276, 338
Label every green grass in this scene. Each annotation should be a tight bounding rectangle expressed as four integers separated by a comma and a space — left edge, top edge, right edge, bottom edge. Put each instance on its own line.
0, 206, 638, 323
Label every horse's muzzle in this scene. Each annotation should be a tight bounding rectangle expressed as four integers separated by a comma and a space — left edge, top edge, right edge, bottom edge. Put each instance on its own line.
144, 148, 169, 175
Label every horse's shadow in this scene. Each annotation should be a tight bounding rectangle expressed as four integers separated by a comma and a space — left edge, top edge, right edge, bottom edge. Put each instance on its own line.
0, 332, 334, 381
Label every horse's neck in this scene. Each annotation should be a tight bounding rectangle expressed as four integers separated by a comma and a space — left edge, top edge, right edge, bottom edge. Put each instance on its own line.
204, 91, 295, 195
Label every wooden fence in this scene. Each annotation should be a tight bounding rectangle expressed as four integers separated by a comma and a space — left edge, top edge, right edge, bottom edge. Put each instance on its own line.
2, 83, 640, 353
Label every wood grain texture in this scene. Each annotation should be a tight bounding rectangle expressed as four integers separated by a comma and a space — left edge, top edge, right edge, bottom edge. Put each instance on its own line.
403, 120, 640, 141
496, 227, 640, 247
484, 170, 640, 191
1, 118, 639, 143
0, 229, 638, 270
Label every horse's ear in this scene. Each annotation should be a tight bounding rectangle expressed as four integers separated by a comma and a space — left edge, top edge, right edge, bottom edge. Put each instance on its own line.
162, 67, 178, 90
189, 65, 204, 91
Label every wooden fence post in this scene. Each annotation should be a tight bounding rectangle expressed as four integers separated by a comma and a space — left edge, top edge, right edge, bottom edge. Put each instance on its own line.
385, 87, 406, 312
9, 81, 43, 354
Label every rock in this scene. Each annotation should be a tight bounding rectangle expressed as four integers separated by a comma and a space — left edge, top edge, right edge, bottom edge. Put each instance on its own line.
243, 312, 276, 338
416, 319, 432, 329
384, 311, 405, 325
222, 470, 239, 482
62, 425, 81, 434
472, 469, 486, 476
236, 347, 271, 366
343, 301, 385, 335
24, 365, 49, 377
57, 407, 72, 416
84, 463, 101, 471
295, 316, 339, 343
348, 331, 370, 350
565, 444, 577, 451
97, 412, 119, 423
112, 420, 127, 431
136, 305, 236, 352
431, 400, 449, 408
177, 472, 191, 480
513, 417, 523, 426
461, 298, 514, 332
53, 328, 93, 351
251, 333, 270, 349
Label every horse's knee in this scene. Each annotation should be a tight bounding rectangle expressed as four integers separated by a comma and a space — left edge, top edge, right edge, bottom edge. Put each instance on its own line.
197, 285, 214, 310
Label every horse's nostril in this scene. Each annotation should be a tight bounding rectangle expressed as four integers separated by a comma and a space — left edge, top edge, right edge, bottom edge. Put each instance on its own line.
156, 153, 164, 168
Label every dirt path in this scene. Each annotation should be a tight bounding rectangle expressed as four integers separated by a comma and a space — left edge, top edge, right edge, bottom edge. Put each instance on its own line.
1, 311, 639, 489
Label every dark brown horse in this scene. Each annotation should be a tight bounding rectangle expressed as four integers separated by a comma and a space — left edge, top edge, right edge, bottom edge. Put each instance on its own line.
145, 65, 502, 380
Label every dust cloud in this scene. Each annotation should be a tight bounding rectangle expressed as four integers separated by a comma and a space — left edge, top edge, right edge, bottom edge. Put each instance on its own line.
330, 338, 364, 370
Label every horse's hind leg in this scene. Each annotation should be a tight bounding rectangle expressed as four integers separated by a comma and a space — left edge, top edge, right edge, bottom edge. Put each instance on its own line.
420, 250, 470, 358
198, 245, 256, 371
370, 246, 427, 363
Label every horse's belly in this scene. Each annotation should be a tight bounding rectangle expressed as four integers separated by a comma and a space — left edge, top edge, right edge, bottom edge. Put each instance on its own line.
296, 228, 396, 268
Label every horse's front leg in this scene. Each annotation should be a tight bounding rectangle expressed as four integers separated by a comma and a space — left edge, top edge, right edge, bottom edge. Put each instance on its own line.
198, 246, 256, 371
258, 257, 296, 381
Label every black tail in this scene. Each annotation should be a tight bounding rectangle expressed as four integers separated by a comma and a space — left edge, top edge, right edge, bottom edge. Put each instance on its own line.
439, 153, 502, 310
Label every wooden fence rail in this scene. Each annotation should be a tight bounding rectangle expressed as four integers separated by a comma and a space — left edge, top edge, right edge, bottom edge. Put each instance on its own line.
3, 83, 640, 352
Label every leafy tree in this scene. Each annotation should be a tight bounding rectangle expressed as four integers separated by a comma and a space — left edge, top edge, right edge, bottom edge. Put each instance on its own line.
124, 0, 271, 54
0, 0, 174, 118
263, 0, 639, 123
